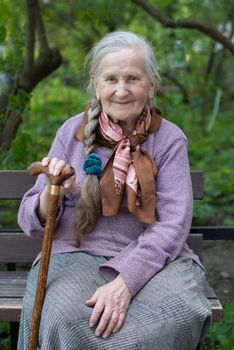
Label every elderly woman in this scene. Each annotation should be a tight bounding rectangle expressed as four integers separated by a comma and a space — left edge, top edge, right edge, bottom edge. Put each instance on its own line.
17, 31, 211, 350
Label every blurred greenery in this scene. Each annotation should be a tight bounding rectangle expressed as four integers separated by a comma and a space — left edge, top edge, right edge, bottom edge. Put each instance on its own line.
202, 303, 234, 350
0, 0, 233, 348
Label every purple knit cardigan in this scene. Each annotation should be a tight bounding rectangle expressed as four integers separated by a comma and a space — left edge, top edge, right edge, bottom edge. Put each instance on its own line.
18, 112, 202, 296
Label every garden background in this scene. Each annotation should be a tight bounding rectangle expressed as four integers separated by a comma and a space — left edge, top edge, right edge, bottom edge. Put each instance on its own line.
0, 0, 234, 349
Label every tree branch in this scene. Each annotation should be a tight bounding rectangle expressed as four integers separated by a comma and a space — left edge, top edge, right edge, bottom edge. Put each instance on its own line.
132, 0, 234, 54
162, 72, 190, 103
19, 0, 62, 91
35, 0, 49, 54
205, 41, 216, 80
24, 0, 37, 71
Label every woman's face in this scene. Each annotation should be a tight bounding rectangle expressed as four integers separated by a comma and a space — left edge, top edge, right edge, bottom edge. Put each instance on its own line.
92, 48, 156, 125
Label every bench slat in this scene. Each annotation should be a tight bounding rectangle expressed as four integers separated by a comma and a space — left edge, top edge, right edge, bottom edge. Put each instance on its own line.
0, 271, 222, 323
186, 234, 203, 260
0, 232, 42, 262
0, 171, 36, 199
190, 171, 204, 199
0, 272, 28, 298
204, 282, 218, 299
0, 271, 27, 279
0, 298, 22, 322
0, 287, 26, 298
0, 170, 204, 200
209, 299, 223, 323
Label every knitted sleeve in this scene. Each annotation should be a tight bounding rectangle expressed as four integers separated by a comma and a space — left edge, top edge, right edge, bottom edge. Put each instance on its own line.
99, 136, 193, 296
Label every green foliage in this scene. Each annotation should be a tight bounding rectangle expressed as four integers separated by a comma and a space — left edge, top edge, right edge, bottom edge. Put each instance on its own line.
0, 1, 24, 75
161, 99, 234, 226
8, 90, 31, 112
189, 114, 234, 226
0, 79, 88, 169
203, 303, 234, 350
0, 321, 10, 347
0, 130, 37, 169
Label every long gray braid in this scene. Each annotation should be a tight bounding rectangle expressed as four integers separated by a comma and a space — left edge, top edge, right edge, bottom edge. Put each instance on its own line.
84, 99, 101, 156
73, 98, 102, 245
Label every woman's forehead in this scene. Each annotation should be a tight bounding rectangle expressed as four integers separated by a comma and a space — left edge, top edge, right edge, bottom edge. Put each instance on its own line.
98, 48, 147, 75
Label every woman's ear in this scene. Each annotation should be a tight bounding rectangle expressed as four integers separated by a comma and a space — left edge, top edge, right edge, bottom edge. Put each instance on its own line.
147, 78, 156, 100
91, 75, 100, 100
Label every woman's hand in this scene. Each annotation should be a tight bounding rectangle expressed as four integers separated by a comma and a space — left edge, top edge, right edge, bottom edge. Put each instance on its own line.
85, 275, 132, 339
41, 157, 75, 193
38, 157, 75, 222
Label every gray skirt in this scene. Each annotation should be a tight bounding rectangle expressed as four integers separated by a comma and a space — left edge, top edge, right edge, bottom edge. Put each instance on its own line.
17, 253, 211, 350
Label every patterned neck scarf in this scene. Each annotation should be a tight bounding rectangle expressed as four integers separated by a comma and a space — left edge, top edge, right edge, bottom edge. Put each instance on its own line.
98, 106, 162, 223
75, 105, 162, 223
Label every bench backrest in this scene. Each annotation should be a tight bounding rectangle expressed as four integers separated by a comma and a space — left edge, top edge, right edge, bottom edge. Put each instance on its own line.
0, 170, 204, 200
0, 170, 204, 264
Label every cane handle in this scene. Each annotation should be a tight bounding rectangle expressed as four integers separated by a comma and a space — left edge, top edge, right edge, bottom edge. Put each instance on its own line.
28, 161, 75, 186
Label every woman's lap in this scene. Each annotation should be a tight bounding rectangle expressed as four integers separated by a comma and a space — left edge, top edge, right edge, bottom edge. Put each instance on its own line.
130, 257, 211, 349
17, 253, 211, 350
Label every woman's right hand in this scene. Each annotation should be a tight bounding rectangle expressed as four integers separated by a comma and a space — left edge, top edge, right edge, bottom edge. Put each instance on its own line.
38, 157, 75, 223
41, 157, 75, 192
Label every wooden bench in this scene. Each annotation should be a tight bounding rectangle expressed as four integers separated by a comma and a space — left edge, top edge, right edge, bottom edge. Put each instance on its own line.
0, 170, 223, 350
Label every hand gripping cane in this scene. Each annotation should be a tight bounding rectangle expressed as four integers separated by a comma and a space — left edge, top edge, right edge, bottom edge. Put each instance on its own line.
27, 161, 75, 350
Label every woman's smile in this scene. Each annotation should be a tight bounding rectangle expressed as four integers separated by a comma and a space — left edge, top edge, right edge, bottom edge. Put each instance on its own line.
111, 100, 134, 106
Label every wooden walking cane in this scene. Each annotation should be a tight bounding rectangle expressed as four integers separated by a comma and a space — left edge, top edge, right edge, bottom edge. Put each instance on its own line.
27, 161, 75, 350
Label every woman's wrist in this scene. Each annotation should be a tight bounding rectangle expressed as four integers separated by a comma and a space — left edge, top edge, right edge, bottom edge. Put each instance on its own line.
115, 275, 132, 297
37, 185, 50, 223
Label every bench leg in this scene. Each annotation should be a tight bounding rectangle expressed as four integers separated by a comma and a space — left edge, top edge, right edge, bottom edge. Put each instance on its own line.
195, 343, 201, 350
10, 322, 19, 350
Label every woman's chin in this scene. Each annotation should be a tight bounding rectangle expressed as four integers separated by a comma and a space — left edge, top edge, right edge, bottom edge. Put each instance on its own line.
108, 113, 138, 124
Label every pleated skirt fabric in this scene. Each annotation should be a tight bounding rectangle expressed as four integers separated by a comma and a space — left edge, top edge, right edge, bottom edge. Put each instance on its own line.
17, 253, 212, 350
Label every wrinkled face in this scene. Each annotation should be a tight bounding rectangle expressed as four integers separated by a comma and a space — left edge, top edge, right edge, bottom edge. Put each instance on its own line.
92, 48, 156, 126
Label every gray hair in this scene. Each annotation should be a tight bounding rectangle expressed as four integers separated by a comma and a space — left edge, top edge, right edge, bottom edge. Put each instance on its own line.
85, 31, 160, 99
73, 98, 102, 244
73, 31, 160, 244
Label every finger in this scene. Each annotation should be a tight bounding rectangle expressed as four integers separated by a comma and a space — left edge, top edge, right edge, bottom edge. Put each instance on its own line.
50, 158, 66, 176
53, 159, 66, 176
41, 157, 50, 167
85, 299, 95, 306
102, 310, 119, 339
95, 306, 113, 337
112, 312, 126, 334
63, 174, 75, 189
85, 289, 99, 306
48, 157, 59, 174
89, 299, 104, 328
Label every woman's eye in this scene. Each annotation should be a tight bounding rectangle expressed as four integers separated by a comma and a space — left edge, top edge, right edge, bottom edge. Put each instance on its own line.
129, 76, 139, 81
106, 76, 116, 82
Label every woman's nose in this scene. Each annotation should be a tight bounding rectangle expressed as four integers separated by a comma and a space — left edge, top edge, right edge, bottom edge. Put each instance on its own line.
115, 82, 129, 97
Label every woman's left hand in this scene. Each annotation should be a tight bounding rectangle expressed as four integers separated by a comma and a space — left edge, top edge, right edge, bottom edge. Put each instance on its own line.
85, 275, 132, 339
